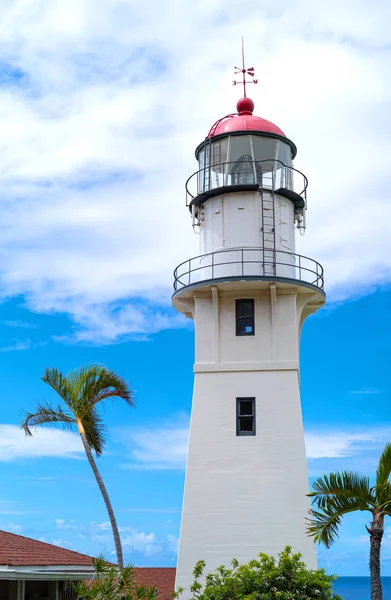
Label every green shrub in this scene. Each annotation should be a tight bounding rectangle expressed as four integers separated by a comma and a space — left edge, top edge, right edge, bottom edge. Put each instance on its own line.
174, 546, 342, 600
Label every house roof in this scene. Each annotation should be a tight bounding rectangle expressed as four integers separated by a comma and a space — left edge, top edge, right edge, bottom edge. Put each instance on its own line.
134, 568, 176, 600
0, 530, 176, 597
0, 530, 94, 566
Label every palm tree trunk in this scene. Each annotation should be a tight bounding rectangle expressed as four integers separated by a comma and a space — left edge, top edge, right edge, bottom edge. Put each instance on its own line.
79, 431, 124, 569
369, 529, 383, 600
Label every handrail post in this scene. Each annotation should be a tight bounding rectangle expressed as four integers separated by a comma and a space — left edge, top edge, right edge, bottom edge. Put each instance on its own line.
212, 251, 214, 280
242, 249, 244, 276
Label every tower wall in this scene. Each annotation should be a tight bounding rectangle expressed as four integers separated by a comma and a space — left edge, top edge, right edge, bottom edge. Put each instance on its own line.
175, 286, 318, 594
199, 190, 295, 255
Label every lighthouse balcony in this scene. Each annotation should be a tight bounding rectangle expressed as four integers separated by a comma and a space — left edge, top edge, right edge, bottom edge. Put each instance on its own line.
185, 159, 308, 211
173, 248, 324, 296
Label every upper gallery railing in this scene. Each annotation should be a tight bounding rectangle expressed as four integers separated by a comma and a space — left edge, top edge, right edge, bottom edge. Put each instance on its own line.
173, 248, 324, 293
185, 159, 308, 206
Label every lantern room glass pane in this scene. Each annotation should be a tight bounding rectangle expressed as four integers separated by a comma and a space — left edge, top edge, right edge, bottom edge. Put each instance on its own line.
210, 138, 229, 188
227, 136, 255, 185
196, 135, 294, 195
227, 135, 252, 163
199, 149, 205, 170
251, 136, 277, 170
210, 138, 229, 168
198, 148, 206, 192
277, 141, 292, 166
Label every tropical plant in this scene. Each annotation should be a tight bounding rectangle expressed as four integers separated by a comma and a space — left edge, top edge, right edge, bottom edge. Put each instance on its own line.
74, 556, 158, 599
22, 364, 134, 569
173, 546, 342, 600
307, 442, 391, 600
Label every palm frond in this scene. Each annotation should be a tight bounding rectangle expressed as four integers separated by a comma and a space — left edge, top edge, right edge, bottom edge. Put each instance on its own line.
41, 368, 74, 409
86, 365, 134, 408
21, 402, 76, 436
38, 364, 132, 456
376, 442, 391, 487
66, 364, 134, 410
67, 364, 97, 402
374, 481, 391, 506
306, 496, 372, 548
309, 471, 375, 509
80, 405, 107, 456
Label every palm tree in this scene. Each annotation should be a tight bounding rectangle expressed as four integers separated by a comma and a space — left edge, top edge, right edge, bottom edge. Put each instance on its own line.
22, 364, 134, 569
306, 442, 391, 600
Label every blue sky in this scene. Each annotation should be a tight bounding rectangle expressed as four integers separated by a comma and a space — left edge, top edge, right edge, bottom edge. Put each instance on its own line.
0, 0, 390, 582
1, 289, 391, 576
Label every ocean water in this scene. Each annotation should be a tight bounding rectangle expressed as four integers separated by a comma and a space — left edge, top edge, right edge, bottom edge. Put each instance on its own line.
333, 577, 391, 599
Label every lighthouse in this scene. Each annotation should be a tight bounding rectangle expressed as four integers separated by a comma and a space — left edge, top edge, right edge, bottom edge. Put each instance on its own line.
172, 59, 325, 592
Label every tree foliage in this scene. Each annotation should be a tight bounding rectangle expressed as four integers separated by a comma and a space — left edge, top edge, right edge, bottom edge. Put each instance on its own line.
22, 364, 134, 456
21, 364, 134, 569
74, 556, 158, 600
174, 547, 342, 600
306, 443, 391, 600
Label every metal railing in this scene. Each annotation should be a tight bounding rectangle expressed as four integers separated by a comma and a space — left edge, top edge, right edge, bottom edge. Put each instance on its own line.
173, 248, 324, 292
185, 159, 308, 206
60, 586, 78, 599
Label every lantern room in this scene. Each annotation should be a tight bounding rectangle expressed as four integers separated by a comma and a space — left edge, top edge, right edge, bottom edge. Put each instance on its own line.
186, 97, 307, 227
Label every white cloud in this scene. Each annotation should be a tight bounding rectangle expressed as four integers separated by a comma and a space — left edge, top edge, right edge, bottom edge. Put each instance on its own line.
305, 428, 391, 459
55, 518, 177, 559
121, 417, 189, 471
3, 320, 37, 329
0, 339, 34, 352
3, 523, 22, 533
167, 534, 179, 555
95, 521, 111, 531
0, 499, 38, 515
123, 507, 181, 514
121, 531, 161, 557
349, 389, 382, 396
0, 424, 82, 461
56, 518, 79, 530
121, 418, 391, 471
0, 1, 389, 342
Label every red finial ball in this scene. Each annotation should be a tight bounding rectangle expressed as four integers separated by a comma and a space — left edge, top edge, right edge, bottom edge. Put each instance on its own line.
237, 97, 254, 115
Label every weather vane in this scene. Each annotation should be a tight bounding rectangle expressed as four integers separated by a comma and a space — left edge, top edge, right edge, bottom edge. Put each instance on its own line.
233, 37, 258, 97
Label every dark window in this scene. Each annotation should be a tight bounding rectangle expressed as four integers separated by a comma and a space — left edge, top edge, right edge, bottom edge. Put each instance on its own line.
236, 397, 256, 436
236, 299, 255, 336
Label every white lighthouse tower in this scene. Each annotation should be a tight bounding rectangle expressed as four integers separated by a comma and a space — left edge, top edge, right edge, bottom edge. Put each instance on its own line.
172, 60, 325, 592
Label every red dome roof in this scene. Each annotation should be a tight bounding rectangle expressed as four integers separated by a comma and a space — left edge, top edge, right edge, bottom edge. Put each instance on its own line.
207, 97, 285, 138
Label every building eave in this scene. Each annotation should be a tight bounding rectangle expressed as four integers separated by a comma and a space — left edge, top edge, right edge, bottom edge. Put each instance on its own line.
0, 564, 96, 580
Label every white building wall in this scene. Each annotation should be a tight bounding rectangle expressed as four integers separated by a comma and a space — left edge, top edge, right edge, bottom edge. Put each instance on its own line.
176, 370, 315, 592
175, 287, 317, 595
200, 191, 295, 255
194, 290, 299, 365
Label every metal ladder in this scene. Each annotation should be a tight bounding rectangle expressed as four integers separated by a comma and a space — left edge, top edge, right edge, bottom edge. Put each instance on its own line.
259, 169, 276, 277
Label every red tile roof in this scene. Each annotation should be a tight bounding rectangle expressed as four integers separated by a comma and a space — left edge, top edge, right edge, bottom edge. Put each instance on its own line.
0, 530, 177, 597
135, 568, 176, 599
0, 530, 94, 566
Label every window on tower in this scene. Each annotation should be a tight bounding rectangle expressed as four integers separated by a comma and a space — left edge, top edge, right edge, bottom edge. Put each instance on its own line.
236, 398, 256, 436
236, 299, 255, 336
